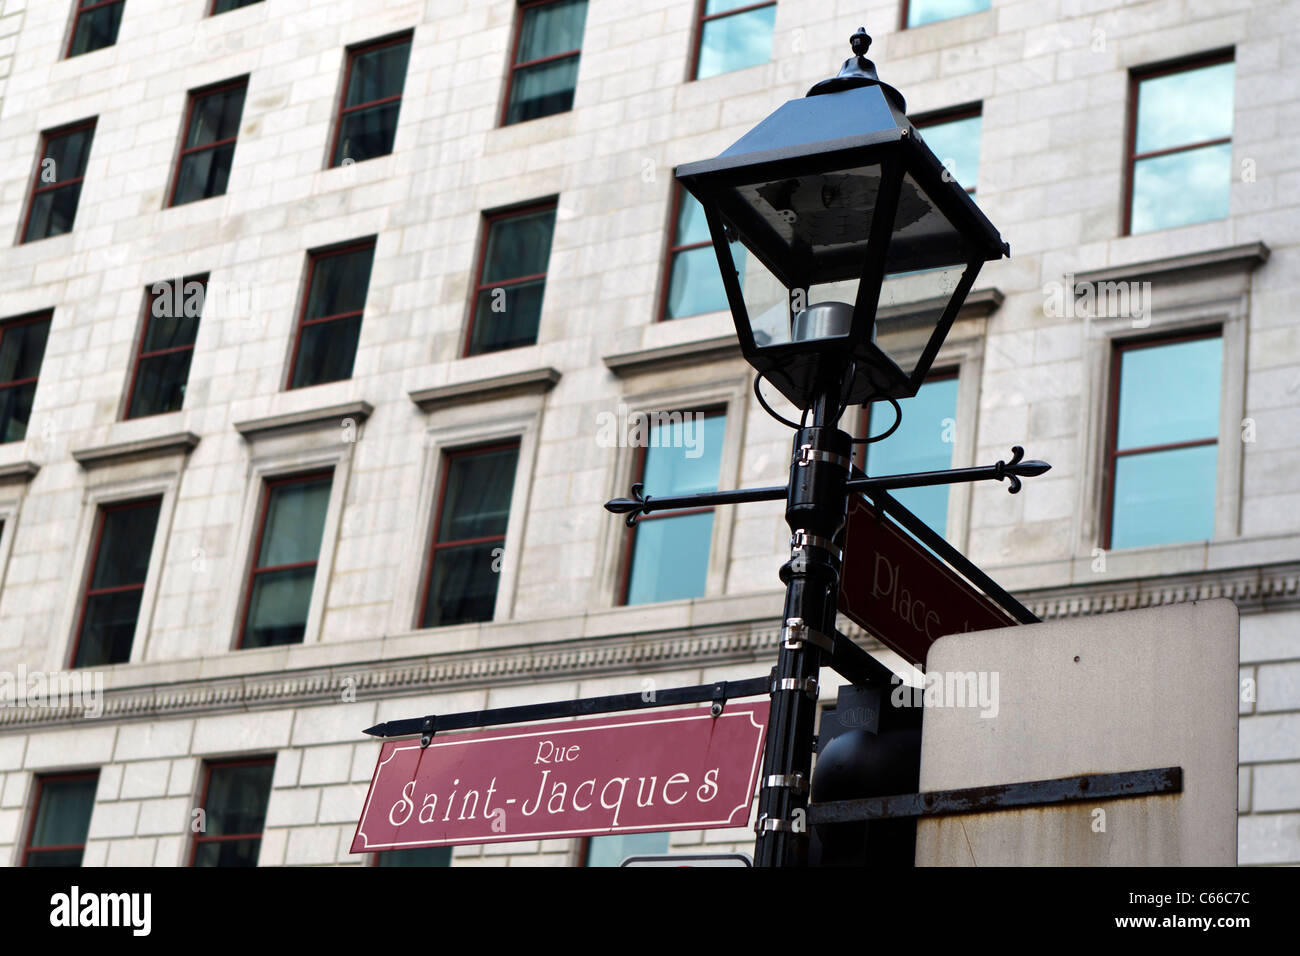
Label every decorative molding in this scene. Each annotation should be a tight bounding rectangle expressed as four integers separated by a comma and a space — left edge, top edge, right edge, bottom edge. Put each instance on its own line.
1071, 242, 1270, 293
3, 561, 1297, 732
408, 368, 561, 411
71, 432, 199, 469
1020, 560, 1300, 621
0, 461, 39, 483
234, 401, 372, 440
603, 336, 741, 377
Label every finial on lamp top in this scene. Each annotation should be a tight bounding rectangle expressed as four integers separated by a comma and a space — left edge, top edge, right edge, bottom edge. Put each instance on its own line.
806, 25, 904, 111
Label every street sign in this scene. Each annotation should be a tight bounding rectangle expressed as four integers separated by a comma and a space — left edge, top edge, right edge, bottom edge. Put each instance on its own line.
621, 853, 752, 866
351, 703, 767, 853
838, 494, 1017, 668
914, 600, 1239, 865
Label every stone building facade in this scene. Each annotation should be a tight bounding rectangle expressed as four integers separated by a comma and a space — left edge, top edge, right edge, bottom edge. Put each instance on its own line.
0, 0, 1296, 866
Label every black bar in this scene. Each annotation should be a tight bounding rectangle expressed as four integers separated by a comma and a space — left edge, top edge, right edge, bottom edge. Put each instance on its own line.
363, 675, 772, 739
868, 488, 1039, 625
828, 630, 896, 687
808, 767, 1183, 824
609, 484, 787, 517
846, 461, 1042, 493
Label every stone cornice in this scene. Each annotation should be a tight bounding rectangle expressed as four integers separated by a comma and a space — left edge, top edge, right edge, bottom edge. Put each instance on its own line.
1071, 242, 1269, 293
603, 336, 742, 377
71, 432, 199, 469
0, 461, 39, 483
234, 401, 373, 439
3, 560, 1298, 732
408, 367, 561, 411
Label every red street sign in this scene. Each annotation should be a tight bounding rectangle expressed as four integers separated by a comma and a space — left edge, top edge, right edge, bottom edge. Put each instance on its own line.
838, 495, 1017, 668
351, 703, 768, 853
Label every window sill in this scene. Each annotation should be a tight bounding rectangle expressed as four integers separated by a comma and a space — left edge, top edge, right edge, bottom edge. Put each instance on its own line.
1071, 241, 1269, 292
0, 460, 39, 484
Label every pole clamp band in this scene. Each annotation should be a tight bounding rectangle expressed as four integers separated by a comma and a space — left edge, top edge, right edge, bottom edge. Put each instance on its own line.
790, 531, 842, 561
764, 773, 809, 794
756, 814, 795, 834
794, 444, 851, 470
782, 618, 834, 654
772, 677, 819, 699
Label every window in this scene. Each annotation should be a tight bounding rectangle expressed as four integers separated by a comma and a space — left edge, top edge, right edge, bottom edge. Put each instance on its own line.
621, 411, 726, 605
289, 240, 375, 389
914, 105, 981, 194
1126, 53, 1234, 235
125, 276, 206, 419
583, 832, 670, 866
1104, 331, 1222, 550
169, 79, 247, 207
0, 311, 52, 444
859, 373, 959, 538
692, 1, 776, 80
23, 772, 99, 867
419, 443, 519, 628
190, 758, 274, 867
210, 0, 263, 13
374, 847, 452, 867
902, 0, 991, 29
465, 203, 556, 356
660, 187, 747, 321
239, 472, 332, 649
66, 1, 124, 58
21, 121, 95, 243
70, 498, 162, 669
502, 0, 589, 125
331, 34, 412, 166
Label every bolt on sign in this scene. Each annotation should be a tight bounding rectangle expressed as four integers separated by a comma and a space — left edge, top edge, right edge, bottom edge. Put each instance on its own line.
351, 703, 768, 853
838, 495, 1017, 669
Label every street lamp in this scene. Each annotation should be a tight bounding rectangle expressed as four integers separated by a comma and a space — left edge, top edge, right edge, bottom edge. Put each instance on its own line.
673, 28, 1011, 867
675, 27, 1008, 411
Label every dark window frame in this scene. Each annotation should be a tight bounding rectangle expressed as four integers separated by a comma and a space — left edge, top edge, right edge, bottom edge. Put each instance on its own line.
208, 0, 263, 15
500, 0, 585, 127
462, 199, 557, 358
188, 756, 275, 867
1100, 326, 1222, 549
123, 274, 207, 420
688, 0, 778, 82
617, 406, 725, 606
167, 77, 248, 208
286, 237, 376, 390
911, 102, 982, 195
236, 470, 333, 650
1122, 48, 1234, 237
418, 439, 520, 629
68, 496, 162, 669
328, 32, 413, 168
20, 119, 96, 244
22, 771, 99, 867
0, 311, 54, 443
65, 0, 125, 59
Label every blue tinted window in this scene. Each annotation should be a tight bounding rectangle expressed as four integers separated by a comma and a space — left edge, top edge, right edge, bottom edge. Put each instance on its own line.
625, 413, 725, 604
865, 376, 959, 537
1109, 335, 1221, 548
906, 0, 991, 29
695, 2, 775, 80
586, 831, 670, 866
1130, 60, 1233, 234
916, 112, 981, 192
664, 190, 747, 320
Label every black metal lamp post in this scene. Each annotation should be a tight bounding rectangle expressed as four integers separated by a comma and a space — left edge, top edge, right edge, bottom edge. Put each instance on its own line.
671, 28, 1011, 867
